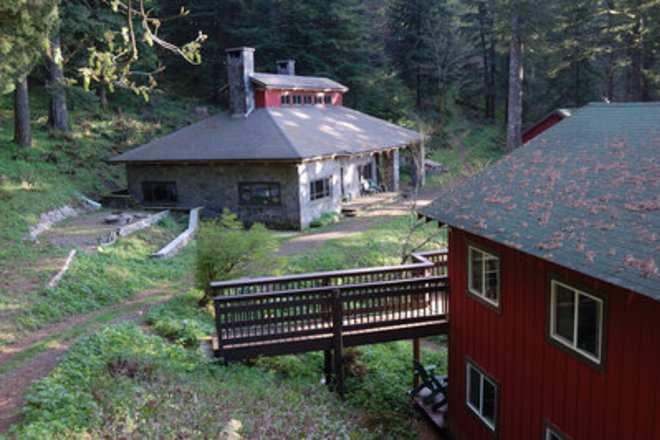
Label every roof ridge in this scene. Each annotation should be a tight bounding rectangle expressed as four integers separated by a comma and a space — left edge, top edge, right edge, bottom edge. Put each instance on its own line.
265, 108, 305, 159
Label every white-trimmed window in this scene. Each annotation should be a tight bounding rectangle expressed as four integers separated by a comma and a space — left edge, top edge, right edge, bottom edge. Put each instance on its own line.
466, 360, 498, 432
314, 95, 323, 104
324, 94, 332, 105
280, 94, 291, 105
544, 421, 570, 440
293, 94, 302, 105
549, 280, 604, 365
310, 177, 331, 201
468, 245, 500, 308
303, 95, 312, 105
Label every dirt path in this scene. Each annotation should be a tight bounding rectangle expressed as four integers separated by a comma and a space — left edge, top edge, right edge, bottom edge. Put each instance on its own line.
0, 189, 446, 434
0, 280, 188, 433
277, 186, 445, 256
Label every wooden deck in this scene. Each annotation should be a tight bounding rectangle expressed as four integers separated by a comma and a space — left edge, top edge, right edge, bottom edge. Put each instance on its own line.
211, 250, 449, 395
412, 387, 449, 432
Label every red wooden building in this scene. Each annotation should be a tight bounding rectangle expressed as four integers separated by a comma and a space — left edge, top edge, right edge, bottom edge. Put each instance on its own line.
521, 108, 571, 144
420, 103, 660, 440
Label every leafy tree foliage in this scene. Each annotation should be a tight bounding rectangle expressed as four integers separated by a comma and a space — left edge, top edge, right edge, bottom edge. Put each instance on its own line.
0, 0, 58, 94
194, 210, 279, 306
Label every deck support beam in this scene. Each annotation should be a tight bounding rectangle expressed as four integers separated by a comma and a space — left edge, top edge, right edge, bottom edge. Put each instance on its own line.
413, 337, 421, 388
324, 350, 333, 388
332, 289, 345, 398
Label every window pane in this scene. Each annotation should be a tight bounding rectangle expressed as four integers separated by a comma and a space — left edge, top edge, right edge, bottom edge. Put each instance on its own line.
546, 430, 561, 440
554, 284, 575, 342
577, 294, 601, 357
470, 249, 483, 293
468, 366, 481, 409
485, 257, 499, 301
482, 378, 496, 424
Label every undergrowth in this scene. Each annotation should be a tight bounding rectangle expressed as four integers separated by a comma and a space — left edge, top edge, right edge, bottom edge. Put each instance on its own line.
7, 323, 373, 439
16, 217, 193, 332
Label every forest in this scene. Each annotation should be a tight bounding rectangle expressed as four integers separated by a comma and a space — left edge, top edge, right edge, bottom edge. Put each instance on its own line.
3, 0, 660, 153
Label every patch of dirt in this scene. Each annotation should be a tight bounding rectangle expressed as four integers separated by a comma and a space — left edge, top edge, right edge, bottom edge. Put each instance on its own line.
277, 186, 445, 257
0, 280, 187, 434
43, 209, 154, 251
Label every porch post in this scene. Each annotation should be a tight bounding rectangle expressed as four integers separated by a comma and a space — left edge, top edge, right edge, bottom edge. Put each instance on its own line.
413, 338, 421, 388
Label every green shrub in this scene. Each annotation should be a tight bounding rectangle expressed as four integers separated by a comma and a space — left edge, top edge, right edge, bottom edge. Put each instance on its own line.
145, 289, 215, 346
309, 212, 341, 228
194, 209, 279, 306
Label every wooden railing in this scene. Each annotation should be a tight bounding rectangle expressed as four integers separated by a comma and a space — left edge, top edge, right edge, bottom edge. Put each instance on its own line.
211, 250, 447, 296
211, 250, 449, 395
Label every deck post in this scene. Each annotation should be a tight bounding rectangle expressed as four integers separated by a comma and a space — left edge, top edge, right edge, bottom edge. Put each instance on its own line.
413, 338, 421, 388
213, 298, 226, 364
324, 350, 333, 388
331, 288, 344, 398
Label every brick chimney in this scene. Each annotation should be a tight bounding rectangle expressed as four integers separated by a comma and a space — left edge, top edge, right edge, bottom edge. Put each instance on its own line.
277, 59, 296, 76
226, 47, 255, 117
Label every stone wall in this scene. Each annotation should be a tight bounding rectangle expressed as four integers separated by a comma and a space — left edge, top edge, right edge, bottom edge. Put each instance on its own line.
126, 151, 397, 230
126, 163, 302, 229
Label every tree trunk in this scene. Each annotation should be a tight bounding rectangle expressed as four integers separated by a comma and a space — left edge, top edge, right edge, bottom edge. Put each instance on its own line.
13, 78, 31, 149
98, 84, 109, 108
628, 15, 644, 102
506, 13, 523, 152
46, 35, 69, 131
486, 33, 496, 121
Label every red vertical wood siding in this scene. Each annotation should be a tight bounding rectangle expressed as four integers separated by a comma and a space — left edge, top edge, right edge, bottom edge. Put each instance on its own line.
522, 114, 563, 144
448, 227, 660, 440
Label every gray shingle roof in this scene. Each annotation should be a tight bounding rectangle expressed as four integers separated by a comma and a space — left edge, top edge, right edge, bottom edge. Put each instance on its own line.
250, 73, 348, 92
109, 106, 422, 163
420, 102, 660, 301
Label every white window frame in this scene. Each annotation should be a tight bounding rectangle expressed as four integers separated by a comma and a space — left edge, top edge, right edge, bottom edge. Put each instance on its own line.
467, 245, 500, 308
549, 280, 604, 365
544, 420, 570, 440
466, 360, 498, 432
309, 177, 332, 201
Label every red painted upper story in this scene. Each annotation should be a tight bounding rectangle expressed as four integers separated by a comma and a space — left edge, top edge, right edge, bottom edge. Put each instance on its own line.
255, 89, 343, 108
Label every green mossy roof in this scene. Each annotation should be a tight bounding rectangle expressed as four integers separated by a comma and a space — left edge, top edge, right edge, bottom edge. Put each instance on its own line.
420, 102, 660, 301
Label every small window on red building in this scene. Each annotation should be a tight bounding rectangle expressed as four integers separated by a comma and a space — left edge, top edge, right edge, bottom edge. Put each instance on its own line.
466, 359, 498, 433
304, 95, 312, 105
548, 279, 606, 368
293, 94, 302, 105
543, 421, 570, 440
280, 94, 291, 105
467, 244, 500, 310
324, 94, 332, 105
314, 95, 323, 104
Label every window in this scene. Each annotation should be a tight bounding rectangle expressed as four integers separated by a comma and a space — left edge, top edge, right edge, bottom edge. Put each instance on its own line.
314, 95, 323, 104
467, 245, 500, 308
359, 163, 373, 181
239, 183, 280, 205
280, 94, 291, 105
549, 279, 605, 366
310, 177, 331, 201
466, 360, 498, 432
324, 94, 332, 105
544, 421, 570, 440
292, 94, 302, 105
142, 181, 177, 204
303, 95, 312, 105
